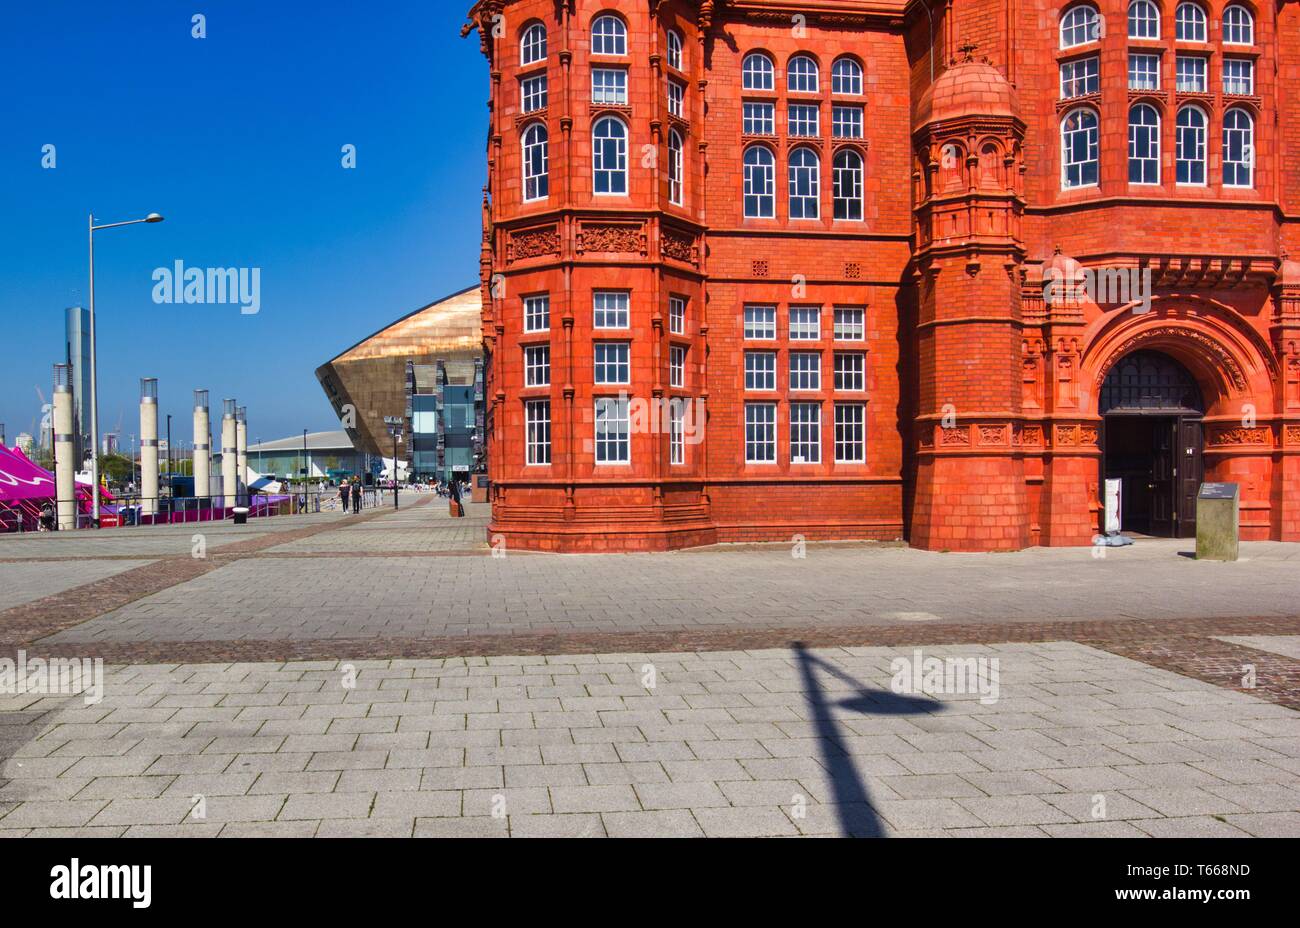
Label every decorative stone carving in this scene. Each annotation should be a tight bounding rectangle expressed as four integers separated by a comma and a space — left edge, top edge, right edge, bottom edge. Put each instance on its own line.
941, 426, 970, 445
1099, 327, 1248, 391
978, 425, 1008, 445
508, 226, 560, 262
661, 228, 698, 265
577, 222, 647, 256
1209, 426, 1271, 446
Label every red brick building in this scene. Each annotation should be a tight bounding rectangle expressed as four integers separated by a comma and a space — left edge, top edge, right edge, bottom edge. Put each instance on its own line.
463, 0, 1300, 552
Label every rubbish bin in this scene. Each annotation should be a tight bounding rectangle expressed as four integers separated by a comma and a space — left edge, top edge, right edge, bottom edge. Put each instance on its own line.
232, 506, 250, 525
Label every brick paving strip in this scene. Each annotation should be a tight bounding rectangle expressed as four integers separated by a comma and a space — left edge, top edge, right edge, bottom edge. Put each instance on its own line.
8, 615, 1300, 711
0, 498, 432, 648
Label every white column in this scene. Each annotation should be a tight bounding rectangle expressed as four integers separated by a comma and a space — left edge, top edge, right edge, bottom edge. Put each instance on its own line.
140, 378, 159, 516
53, 366, 76, 530
235, 407, 248, 503
221, 400, 237, 505
193, 390, 210, 499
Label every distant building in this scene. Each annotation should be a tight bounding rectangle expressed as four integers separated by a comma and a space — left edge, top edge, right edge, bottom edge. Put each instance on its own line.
316, 286, 486, 484
14, 433, 34, 456
102, 434, 118, 456
243, 431, 369, 482
65, 306, 92, 466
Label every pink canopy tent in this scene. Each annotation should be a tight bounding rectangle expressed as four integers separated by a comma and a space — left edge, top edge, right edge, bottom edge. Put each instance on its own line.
0, 446, 113, 530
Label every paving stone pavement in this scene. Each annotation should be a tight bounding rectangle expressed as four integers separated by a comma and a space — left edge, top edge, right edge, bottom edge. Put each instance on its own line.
1216, 636, 1300, 661
0, 560, 156, 611
0, 642, 1296, 838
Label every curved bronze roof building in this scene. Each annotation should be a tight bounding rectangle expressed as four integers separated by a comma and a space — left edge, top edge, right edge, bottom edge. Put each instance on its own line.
315, 285, 483, 457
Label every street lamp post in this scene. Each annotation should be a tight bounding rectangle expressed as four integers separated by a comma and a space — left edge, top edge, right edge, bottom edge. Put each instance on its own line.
87, 211, 164, 525
384, 416, 403, 510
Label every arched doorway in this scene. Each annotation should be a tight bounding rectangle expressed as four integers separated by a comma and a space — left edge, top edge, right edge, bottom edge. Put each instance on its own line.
1099, 350, 1205, 537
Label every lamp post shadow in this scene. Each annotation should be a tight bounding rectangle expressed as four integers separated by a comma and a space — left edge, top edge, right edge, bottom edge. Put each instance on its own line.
793, 642, 944, 838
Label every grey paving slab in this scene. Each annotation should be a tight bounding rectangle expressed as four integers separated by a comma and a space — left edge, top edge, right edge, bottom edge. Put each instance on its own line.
41, 529, 1300, 643
1215, 635, 1300, 661
0, 559, 155, 610
0, 642, 1296, 838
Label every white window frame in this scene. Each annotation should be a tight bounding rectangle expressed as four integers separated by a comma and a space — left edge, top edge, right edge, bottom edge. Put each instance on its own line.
1060, 5, 1101, 49
789, 352, 821, 391
592, 68, 628, 105
743, 101, 775, 135
1223, 58, 1254, 96
743, 52, 774, 91
522, 122, 549, 202
787, 55, 819, 93
744, 351, 777, 391
524, 294, 550, 333
666, 29, 684, 70
1062, 108, 1100, 189
1128, 103, 1161, 185
1176, 105, 1207, 186
521, 23, 547, 66
834, 403, 866, 463
788, 103, 820, 138
669, 296, 686, 335
594, 342, 631, 385
593, 291, 629, 329
524, 344, 550, 387
789, 402, 822, 464
521, 73, 548, 113
668, 129, 684, 205
831, 58, 863, 96
833, 149, 864, 221
667, 79, 684, 118
745, 403, 778, 463
789, 306, 821, 341
591, 14, 627, 56
788, 147, 820, 220
670, 345, 686, 388
833, 307, 865, 340
1128, 0, 1159, 39
1174, 2, 1207, 42
1060, 56, 1099, 99
1222, 107, 1254, 188
592, 116, 628, 195
1223, 5, 1254, 46
669, 399, 685, 465
1175, 55, 1207, 93
834, 352, 865, 392
743, 145, 776, 218
744, 305, 776, 340
525, 399, 551, 465
832, 105, 864, 139
1128, 52, 1161, 91
594, 397, 630, 464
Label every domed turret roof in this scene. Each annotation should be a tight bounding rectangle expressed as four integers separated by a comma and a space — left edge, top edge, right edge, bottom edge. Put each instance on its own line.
915, 49, 1018, 126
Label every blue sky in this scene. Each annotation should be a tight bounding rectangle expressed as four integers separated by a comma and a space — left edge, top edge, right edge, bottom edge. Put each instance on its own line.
0, 0, 486, 447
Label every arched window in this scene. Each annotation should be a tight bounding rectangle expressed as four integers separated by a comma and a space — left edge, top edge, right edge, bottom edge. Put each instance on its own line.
832, 149, 864, 221
592, 116, 628, 194
668, 129, 684, 205
787, 55, 819, 93
1223, 108, 1254, 187
1060, 5, 1101, 49
591, 14, 627, 56
831, 57, 863, 95
1128, 104, 1160, 184
522, 123, 549, 201
666, 30, 683, 70
1062, 108, 1099, 188
1127, 0, 1159, 39
1223, 5, 1254, 45
1175, 3, 1207, 42
788, 147, 820, 219
743, 146, 775, 218
743, 52, 774, 91
1176, 105, 1207, 185
521, 22, 547, 65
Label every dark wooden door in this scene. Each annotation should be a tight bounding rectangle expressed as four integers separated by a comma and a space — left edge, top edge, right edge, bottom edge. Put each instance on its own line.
1176, 417, 1203, 537
1149, 418, 1176, 536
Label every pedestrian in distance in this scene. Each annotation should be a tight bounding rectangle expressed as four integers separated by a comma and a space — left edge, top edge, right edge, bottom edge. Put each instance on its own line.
338, 478, 350, 513
351, 478, 362, 514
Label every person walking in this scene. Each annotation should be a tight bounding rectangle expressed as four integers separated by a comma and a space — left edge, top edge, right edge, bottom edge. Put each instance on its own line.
351, 479, 362, 514
338, 478, 350, 513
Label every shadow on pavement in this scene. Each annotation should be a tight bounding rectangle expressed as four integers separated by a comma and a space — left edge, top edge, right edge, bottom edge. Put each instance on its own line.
793, 643, 943, 838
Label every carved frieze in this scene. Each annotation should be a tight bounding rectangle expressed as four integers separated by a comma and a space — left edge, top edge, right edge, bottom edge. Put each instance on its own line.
577, 222, 647, 256
661, 227, 698, 266
508, 225, 560, 262
1209, 426, 1271, 446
